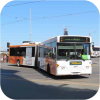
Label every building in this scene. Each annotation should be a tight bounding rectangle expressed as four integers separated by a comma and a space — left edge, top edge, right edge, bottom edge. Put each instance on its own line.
0, 51, 8, 54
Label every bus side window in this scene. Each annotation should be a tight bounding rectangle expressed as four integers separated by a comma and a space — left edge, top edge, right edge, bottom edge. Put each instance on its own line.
16, 48, 21, 56
38, 47, 41, 57
32, 47, 35, 57
47, 48, 52, 57
10, 48, 16, 56
16, 47, 26, 56
22, 52, 25, 56
22, 47, 26, 57
52, 47, 56, 59
52, 41, 56, 59
44, 48, 52, 57
44, 48, 49, 57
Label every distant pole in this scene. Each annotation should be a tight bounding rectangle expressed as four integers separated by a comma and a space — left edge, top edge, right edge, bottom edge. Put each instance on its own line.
30, 8, 31, 41
89, 31, 91, 36
89, 31, 96, 36
89, 33, 91, 36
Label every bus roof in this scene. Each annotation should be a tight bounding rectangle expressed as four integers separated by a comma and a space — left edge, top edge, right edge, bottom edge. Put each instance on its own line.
10, 44, 36, 48
57, 35, 90, 37
9, 41, 41, 48
43, 35, 91, 43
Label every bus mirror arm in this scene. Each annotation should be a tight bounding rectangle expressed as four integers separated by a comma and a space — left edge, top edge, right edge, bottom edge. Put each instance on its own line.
66, 58, 69, 61
81, 57, 85, 61
80, 57, 85, 61
82, 59, 85, 61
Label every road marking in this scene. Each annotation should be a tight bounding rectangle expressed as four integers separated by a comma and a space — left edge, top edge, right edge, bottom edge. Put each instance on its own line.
28, 79, 99, 87
1, 77, 99, 87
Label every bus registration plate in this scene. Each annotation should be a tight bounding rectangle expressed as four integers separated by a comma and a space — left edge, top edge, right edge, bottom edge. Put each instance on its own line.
70, 61, 82, 65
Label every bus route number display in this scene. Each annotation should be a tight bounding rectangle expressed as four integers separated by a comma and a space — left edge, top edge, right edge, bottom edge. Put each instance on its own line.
60, 37, 90, 42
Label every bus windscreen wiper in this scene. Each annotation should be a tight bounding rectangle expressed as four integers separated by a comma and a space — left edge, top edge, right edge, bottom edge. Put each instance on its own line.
66, 58, 70, 61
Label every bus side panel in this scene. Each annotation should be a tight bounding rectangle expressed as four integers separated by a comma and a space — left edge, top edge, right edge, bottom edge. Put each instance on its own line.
9, 56, 23, 65
23, 57, 35, 66
35, 45, 38, 67
9, 56, 17, 64
38, 45, 56, 75
45, 57, 56, 75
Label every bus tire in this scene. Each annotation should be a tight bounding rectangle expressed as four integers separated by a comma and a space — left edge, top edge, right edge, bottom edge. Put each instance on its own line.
17, 60, 20, 67
47, 63, 50, 74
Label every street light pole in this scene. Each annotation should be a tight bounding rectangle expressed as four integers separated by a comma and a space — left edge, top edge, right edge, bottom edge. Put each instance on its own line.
30, 8, 31, 42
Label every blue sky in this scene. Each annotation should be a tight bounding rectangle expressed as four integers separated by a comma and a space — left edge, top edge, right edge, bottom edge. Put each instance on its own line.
0, 0, 99, 50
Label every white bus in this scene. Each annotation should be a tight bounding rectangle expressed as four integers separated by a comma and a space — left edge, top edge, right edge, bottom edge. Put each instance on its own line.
38, 35, 92, 76
91, 46, 100, 57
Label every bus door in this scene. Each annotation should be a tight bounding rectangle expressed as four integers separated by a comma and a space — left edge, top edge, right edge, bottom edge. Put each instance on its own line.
23, 47, 32, 66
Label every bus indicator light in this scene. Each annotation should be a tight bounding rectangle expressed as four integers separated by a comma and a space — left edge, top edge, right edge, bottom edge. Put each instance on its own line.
60, 38, 63, 42
56, 64, 59, 67
86, 38, 88, 42
61, 39, 63, 42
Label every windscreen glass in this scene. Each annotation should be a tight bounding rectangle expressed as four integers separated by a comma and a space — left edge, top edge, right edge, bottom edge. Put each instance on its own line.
57, 43, 90, 60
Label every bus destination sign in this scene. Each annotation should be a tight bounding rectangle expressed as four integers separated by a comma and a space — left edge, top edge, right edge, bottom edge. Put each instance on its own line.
60, 37, 90, 42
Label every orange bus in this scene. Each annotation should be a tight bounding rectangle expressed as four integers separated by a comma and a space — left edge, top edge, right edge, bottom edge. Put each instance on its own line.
9, 42, 40, 67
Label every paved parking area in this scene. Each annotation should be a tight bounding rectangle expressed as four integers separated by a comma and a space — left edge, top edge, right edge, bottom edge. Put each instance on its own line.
0, 57, 99, 99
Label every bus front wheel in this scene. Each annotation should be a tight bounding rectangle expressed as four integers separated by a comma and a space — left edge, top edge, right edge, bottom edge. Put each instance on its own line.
17, 60, 20, 67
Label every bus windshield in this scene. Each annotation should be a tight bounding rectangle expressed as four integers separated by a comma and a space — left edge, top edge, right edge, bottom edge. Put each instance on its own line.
57, 43, 90, 60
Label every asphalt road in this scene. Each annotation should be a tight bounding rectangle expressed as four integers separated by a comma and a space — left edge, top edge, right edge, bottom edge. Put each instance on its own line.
0, 58, 100, 99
